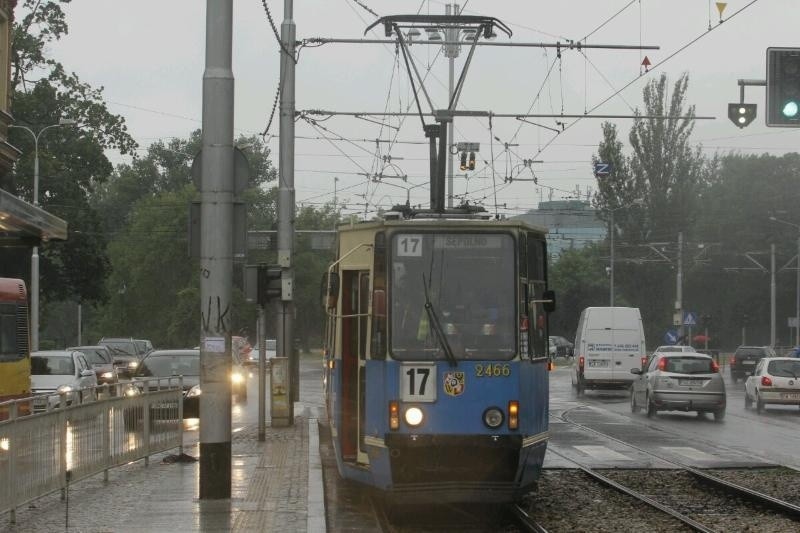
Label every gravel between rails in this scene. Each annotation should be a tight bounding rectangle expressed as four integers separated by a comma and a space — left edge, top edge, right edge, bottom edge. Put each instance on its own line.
706, 467, 800, 507
522, 470, 694, 532
603, 469, 800, 532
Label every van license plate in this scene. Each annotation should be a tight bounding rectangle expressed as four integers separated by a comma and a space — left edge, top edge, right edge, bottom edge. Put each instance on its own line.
678, 379, 700, 386
742, 360, 755, 365
781, 393, 800, 400
587, 360, 608, 368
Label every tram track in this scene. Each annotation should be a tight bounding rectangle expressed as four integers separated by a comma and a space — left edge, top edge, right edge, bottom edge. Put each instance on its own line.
540, 407, 800, 531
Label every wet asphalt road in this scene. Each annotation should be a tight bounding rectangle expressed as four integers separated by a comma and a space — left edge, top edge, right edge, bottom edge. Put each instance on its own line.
549, 360, 800, 469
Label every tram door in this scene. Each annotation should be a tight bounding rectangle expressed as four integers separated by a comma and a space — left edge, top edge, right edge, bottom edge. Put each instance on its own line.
341, 270, 370, 464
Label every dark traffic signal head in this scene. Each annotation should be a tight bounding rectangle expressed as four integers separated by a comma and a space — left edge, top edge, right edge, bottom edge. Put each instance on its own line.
459, 152, 467, 171
468, 152, 476, 170
767, 47, 800, 127
728, 103, 757, 128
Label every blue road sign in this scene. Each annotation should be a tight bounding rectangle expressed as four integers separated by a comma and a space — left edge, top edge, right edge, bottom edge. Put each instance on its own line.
683, 311, 697, 326
594, 162, 613, 177
664, 329, 679, 345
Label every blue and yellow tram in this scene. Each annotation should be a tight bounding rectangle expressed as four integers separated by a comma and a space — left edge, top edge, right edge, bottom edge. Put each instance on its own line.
323, 214, 554, 503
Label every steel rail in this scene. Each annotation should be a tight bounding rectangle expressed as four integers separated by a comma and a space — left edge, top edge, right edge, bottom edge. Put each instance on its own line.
511, 504, 550, 533
546, 447, 713, 532
558, 406, 800, 519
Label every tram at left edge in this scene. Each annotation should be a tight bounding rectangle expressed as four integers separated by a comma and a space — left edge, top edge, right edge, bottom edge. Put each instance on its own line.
0, 278, 32, 419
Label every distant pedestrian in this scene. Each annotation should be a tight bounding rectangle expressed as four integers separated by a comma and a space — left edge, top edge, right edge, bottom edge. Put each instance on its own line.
791, 346, 800, 358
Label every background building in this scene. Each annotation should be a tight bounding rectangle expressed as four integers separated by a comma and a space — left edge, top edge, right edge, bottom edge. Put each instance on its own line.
512, 200, 606, 258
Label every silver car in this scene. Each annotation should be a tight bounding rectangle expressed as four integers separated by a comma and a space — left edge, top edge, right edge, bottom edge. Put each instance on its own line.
630, 352, 726, 422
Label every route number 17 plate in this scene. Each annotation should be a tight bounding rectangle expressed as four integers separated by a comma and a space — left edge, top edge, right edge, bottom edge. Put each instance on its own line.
400, 363, 437, 402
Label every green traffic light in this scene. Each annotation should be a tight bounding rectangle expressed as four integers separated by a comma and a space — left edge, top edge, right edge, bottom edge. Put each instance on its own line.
782, 100, 799, 118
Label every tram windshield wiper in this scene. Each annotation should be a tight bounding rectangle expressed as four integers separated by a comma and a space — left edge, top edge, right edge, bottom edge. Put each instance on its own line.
422, 273, 457, 368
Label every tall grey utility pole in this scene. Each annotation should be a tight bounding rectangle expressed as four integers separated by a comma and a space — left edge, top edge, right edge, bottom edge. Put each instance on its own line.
277, 0, 297, 422
676, 232, 683, 341
199, 0, 234, 499
444, 3, 459, 208
771, 243, 776, 347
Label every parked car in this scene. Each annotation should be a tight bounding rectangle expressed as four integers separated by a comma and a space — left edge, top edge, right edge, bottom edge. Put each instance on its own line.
549, 336, 574, 357
134, 339, 154, 356
133, 349, 201, 418
30, 350, 98, 411
744, 357, 800, 413
630, 352, 726, 421
98, 337, 141, 357
730, 345, 776, 383
68, 345, 119, 390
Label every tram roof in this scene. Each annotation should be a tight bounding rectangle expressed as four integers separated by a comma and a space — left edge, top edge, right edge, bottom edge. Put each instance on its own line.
335, 217, 548, 235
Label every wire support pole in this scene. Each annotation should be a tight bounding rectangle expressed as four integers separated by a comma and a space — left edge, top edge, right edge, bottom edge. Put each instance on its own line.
199, 0, 234, 500
277, 0, 297, 422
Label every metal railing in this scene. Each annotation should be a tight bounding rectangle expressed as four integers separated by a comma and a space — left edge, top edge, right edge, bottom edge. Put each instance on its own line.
0, 377, 183, 523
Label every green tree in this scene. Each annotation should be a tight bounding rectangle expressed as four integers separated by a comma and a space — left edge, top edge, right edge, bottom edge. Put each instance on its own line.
591, 73, 710, 341
0, 0, 136, 310
548, 245, 610, 338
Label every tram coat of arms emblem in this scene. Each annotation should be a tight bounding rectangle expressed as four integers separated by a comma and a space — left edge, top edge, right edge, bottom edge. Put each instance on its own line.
443, 371, 465, 397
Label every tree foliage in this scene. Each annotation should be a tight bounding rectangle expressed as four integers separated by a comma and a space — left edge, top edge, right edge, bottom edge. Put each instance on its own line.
0, 0, 137, 309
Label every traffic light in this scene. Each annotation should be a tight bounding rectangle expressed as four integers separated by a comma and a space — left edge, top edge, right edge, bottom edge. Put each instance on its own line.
257, 265, 283, 305
766, 47, 800, 127
459, 151, 467, 171
728, 103, 757, 128
468, 152, 476, 170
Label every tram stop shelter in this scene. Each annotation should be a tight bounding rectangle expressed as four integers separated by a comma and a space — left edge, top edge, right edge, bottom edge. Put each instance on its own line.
0, 187, 67, 246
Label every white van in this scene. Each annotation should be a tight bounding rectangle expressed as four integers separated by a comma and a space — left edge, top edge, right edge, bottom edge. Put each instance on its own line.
570, 307, 646, 394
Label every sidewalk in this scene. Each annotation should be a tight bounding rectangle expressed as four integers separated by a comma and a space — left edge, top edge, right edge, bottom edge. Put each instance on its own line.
1, 371, 326, 532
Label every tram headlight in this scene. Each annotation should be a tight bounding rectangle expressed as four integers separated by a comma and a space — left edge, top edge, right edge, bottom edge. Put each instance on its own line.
404, 407, 424, 427
483, 407, 504, 429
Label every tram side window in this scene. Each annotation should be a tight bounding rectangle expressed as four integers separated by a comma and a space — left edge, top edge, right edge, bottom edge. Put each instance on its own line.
527, 237, 548, 358
0, 303, 19, 361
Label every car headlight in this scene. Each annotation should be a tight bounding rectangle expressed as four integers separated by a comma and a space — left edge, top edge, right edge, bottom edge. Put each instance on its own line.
128, 361, 139, 369
101, 371, 114, 379
231, 372, 244, 385
404, 407, 424, 427
57, 385, 73, 394
186, 385, 202, 398
483, 407, 504, 429
123, 385, 141, 397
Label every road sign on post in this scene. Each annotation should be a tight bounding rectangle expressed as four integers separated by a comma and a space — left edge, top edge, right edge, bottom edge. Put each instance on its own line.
683, 311, 697, 326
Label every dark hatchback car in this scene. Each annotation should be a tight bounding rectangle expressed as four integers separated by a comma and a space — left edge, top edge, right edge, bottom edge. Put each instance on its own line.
133, 349, 201, 418
68, 345, 119, 389
730, 346, 776, 383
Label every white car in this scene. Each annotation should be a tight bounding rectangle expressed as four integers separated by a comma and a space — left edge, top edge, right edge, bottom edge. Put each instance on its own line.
30, 350, 98, 410
744, 357, 800, 413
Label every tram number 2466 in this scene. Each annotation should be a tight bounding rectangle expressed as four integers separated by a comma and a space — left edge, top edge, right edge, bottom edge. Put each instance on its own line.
400, 363, 512, 402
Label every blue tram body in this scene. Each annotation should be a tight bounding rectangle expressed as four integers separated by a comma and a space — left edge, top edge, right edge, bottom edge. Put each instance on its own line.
323, 218, 553, 503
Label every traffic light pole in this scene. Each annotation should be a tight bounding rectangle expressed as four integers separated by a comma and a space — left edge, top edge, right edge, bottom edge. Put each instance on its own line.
199, 0, 234, 500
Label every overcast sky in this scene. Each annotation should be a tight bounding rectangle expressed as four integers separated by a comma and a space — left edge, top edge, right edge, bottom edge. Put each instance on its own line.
50, 0, 800, 218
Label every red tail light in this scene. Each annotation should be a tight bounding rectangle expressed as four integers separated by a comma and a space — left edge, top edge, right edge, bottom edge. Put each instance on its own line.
658, 358, 667, 371
761, 376, 773, 387
729, 356, 736, 365
711, 360, 719, 373
640, 356, 648, 367
578, 356, 585, 369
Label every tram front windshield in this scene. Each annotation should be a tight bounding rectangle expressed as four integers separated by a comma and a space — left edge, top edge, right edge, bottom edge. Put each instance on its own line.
390, 232, 515, 361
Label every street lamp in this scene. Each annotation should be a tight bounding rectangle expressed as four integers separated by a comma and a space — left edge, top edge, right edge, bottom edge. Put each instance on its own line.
608, 199, 644, 306
769, 216, 800, 348
9, 117, 78, 351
